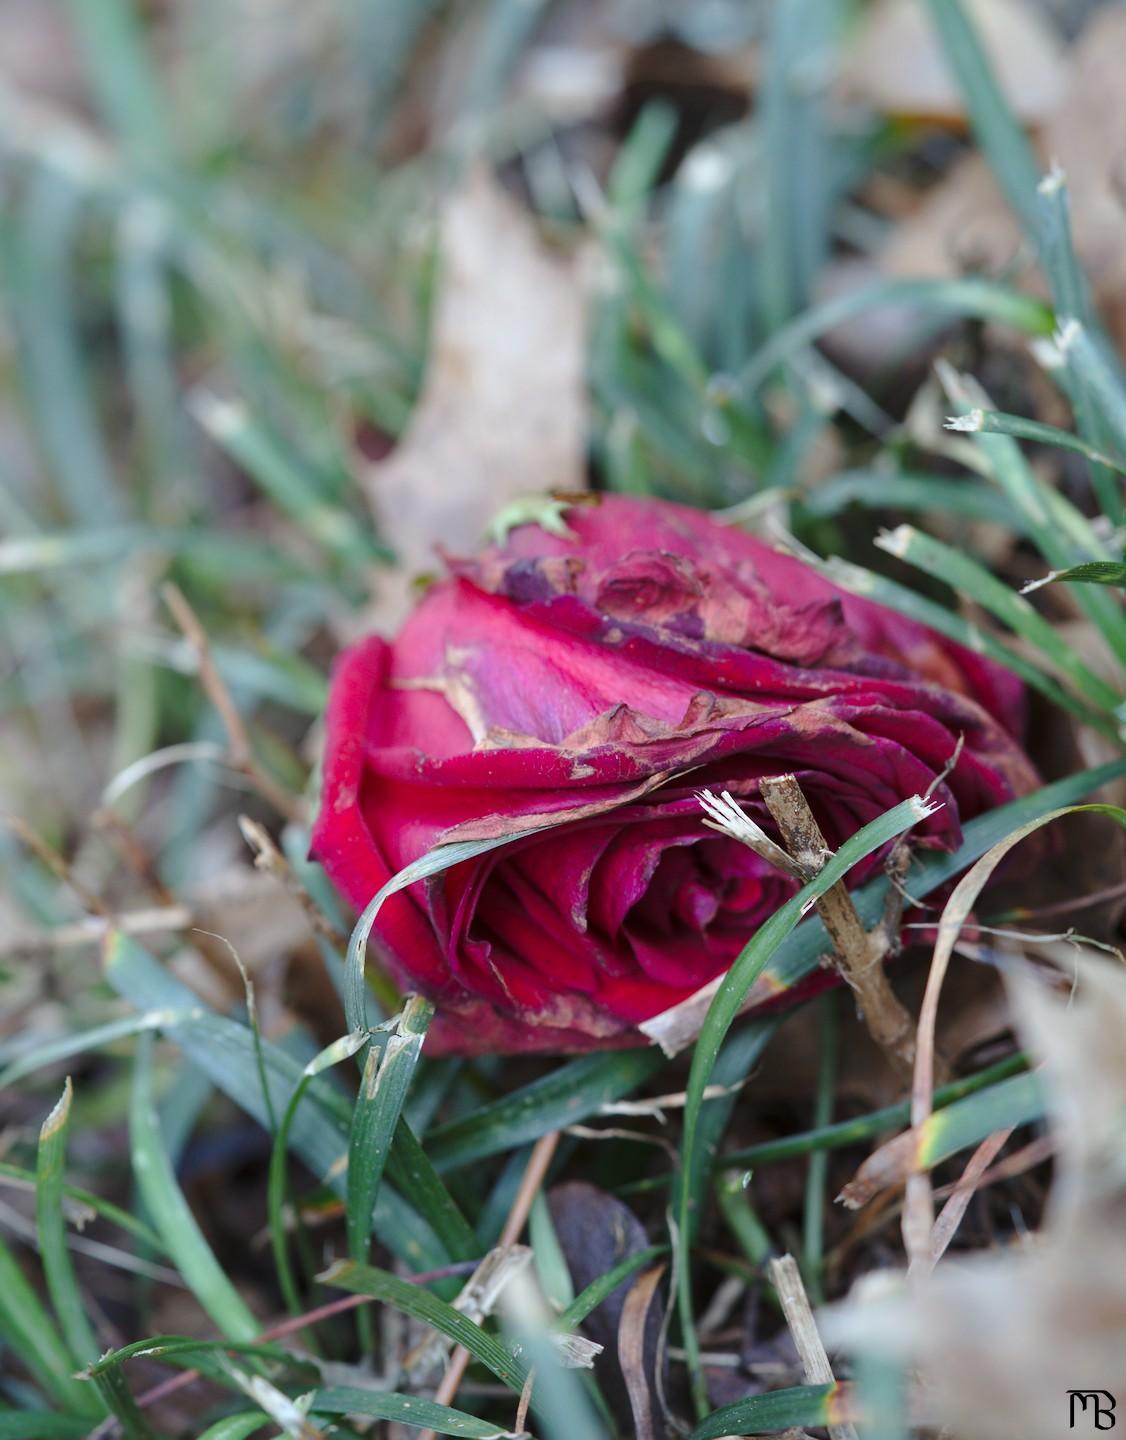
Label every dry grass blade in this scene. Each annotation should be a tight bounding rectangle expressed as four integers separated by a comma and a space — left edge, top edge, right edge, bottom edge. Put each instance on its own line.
928, 1126, 1013, 1266
161, 582, 305, 823
617, 1264, 667, 1440
769, 1254, 859, 1440
418, 1131, 560, 1440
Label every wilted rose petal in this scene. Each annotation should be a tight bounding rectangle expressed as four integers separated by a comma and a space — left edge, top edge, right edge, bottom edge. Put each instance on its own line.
311, 495, 1038, 1054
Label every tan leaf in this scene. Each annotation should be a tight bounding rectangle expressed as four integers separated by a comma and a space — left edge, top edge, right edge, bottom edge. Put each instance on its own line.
881, 8, 1126, 351
838, 0, 1064, 126
361, 168, 588, 630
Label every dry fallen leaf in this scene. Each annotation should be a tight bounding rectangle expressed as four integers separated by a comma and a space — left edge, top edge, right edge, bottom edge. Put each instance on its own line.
838, 0, 1064, 126
361, 167, 588, 630
880, 7, 1126, 350
825, 954, 1126, 1440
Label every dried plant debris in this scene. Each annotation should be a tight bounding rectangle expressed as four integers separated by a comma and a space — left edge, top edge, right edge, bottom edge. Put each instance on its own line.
827, 955, 1126, 1440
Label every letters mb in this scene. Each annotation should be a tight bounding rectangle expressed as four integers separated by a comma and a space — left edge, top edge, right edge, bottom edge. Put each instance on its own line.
1070, 1391, 1117, 1430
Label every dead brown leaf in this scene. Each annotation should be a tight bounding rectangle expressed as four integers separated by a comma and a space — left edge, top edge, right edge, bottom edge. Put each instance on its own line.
881, 7, 1126, 350
361, 167, 588, 631
838, 0, 1064, 126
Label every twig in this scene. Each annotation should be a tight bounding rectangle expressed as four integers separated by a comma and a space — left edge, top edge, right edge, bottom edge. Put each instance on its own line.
759, 775, 916, 1079
768, 1254, 859, 1440
238, 815, 348, 947
1, 814, 107, 915
1, 905, 193, 956
418, 1132, 560, 1440
161, 582, 305, 823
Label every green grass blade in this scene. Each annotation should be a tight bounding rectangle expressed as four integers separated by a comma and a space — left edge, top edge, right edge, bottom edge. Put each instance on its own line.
921, 0, 1041, 234
12, 167, 125, 524
949, 407, 1126, 474
555, 1245, 668, 1331
0, 1160, 166, 1253
690, 1382, 844, 1439
1056, 320, 1126, 470
190, 392, 381, 574
62, 0, 174, 164
0, 1418, 92, 1439
425, 1049, 667, 1172
317, 1260, 529, 1393
104, 933, 462, 1273
88, 1364, 160, 1440
799, 468, 1023, 529
312, 1385, 519, 1437
876, 524, 1120, 712
1024, 561, 1126, 592
268, 1031, 369, 1321
677, 796, 935, 1417
197, 1417, 272, 1440
0, 1232, 101, 1417
36, 1080, 100, 1367
0, 1009, 199, 1091
130, 1030, 260, 1341
347, 996, 434, 1265
730, 277, 1052, 404
720, 1053, 1027, 1170
940, 364, 1126, 665
916, 1071, 1044, 1171
760, 0, 841, 331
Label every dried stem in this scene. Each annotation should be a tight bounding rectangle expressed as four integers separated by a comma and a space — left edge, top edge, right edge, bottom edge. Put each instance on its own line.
769, 1254, 859, 1440
239, 815, 348, 947
418, 1131, 560, 1440
759, 775, 916, 1079
161, 582, 305, 824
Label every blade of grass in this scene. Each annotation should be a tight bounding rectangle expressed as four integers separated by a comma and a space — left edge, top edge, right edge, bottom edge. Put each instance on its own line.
88, 1364, 160, 1440
920, 0, 1041, 233
875, 524, 1121, 712
729, 277, 1053, 405
104, 933, 465, 1272
0, 1418, 92, 1439
311, 1385, 518, 1437
939, 363, 1126, 666
677, 795, 937, 1418
0, 1232, 102, 1417
799, 467, 1024, 529
62, 0, 174, 165
0, 1009, 201, 1090
12, 166, 125, 524
720, 1052, 1027, 1170
197, 1417, 272, 1440
1023, 561, 1126, 592
690, 1382, 846, 1439
36, 1079, 100, 1368
947, 407, 1126, 474
268, 1031, 370, 1322
317, 1259, 529, 1394
554, 1244, 668, 1332
347, 995, 434, 1362
802, 994, 837, 1304
130, 1030, 260, 1341
425, 1048, 667, 1172
760, 0, 841, 332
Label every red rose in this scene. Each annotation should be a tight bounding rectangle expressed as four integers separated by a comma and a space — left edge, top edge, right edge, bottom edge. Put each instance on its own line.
311, 496, 1037, 1054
